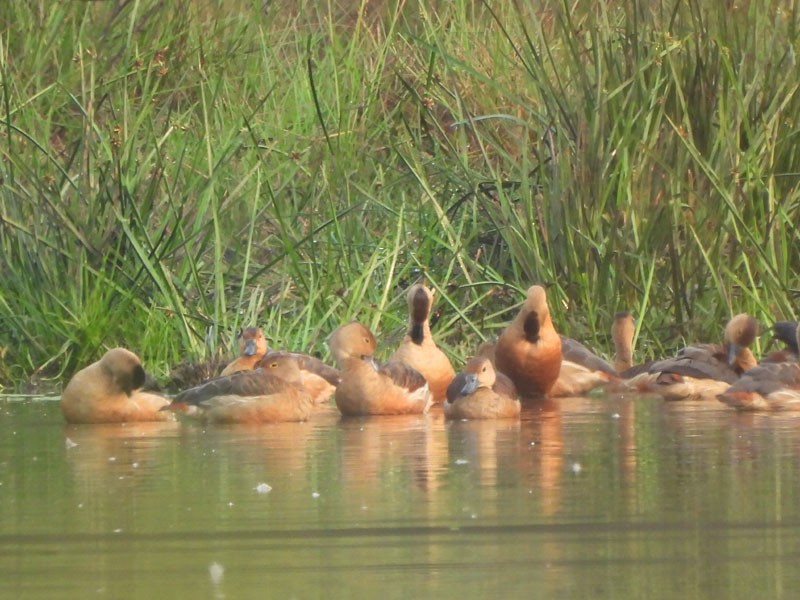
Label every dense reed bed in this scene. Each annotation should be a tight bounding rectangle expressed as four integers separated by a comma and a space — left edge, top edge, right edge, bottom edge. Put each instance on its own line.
1, 0, 799, 388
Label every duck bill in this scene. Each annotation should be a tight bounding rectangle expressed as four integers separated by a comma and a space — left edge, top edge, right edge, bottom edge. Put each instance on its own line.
726, 343, 742, 367
243, 339, 258, 356
460, 373, 479, 396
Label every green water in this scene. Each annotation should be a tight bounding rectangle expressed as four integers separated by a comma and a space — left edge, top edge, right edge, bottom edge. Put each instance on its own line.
2, 395, 800, 599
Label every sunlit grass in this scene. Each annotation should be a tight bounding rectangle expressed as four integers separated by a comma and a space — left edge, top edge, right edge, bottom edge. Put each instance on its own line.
1, 0, 799, 387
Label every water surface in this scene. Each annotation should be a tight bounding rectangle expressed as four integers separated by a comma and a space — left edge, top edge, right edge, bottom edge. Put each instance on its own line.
2, 394, 800, 599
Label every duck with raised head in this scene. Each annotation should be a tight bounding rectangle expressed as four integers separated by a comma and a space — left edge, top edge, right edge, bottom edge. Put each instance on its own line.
635, 313, 759, 401
166, 353, 314, 423
444, 356, 520, 419
611, 311, 636, 375
494, 285, 562, 400
61, 348, 173, 424
719, 322, 800, 411
329, 322, 432, 416
389, 283, 455, 403
220, 326, 269, 376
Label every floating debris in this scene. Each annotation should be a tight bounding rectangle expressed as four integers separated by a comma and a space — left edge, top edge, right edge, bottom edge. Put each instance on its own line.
254, 483, 272, 494
209, 562, 224, 585
64, 437, 78, 449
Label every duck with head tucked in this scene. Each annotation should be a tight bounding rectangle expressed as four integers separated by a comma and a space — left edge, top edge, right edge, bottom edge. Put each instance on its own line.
220, 326, 269, 376
166, 353, 314, 423
60, 348, 173, 424
494, 285, 562, 401
635, 313, 759, 401
444, 356, 520, 420
329, 321, 432, 416
550, 334, 618, 397
389, 283, 455, 403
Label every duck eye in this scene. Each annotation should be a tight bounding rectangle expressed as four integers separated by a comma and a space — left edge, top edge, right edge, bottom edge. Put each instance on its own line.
270, 362, 278, 368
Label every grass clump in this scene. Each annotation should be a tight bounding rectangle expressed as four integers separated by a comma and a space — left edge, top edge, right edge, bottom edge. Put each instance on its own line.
1, 0, 799, 388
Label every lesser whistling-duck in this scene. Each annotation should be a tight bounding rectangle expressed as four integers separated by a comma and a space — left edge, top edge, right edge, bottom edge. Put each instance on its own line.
494, 285, 562, 400
444, 356, 520, 419
329, 321, 432, 416
166, 354, 314, 423
254, 350, 340, 406
718, 322, 800, 411
60, 348, 172, 424
389, 283, 455, 403
220, 327, 269, 376
611, 311, 636, 374
635, 313, 759, 401
550, 335, 618, 397
760, 320, 799, 363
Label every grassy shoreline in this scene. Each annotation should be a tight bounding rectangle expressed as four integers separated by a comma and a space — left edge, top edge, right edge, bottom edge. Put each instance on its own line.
2, 0, 799, 389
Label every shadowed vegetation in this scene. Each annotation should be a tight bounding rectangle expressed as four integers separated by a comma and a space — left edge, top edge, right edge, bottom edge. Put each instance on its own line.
1, 0, 799, 388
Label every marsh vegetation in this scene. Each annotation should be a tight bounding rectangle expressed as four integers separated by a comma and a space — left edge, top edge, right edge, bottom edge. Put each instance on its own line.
2, 0, 799, 387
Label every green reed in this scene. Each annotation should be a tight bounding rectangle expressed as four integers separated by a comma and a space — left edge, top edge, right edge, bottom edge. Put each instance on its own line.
1, 0, 798, 388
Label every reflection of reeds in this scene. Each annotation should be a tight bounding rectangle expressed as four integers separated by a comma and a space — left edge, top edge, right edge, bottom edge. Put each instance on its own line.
3, 0, 798, 388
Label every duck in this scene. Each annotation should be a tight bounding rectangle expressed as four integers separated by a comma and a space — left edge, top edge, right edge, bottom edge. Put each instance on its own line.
611, 311, 636, 374
760, 320, 799, 363
550, 335, 618, 397
220, 326, 268, 376
718, 322, 800, 411
389, 283, 456, 403
494, 285, 562, 400
60, 348, 173, 424
444, 356, 520, 419
635, 313, 759, 401
166, 353, 314, 423
329, 321, 432, 416
254, 350, 340, 406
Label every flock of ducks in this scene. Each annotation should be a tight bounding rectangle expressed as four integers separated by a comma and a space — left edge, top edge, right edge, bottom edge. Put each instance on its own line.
59, 283, 800, 424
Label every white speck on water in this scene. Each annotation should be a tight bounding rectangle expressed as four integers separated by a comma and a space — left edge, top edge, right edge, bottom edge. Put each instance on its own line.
470, 513, 478, 519
65, 437, 78, 449
570, 462, 582, 474
361, 505, 368, 511
255, 483, 272, 494
311, 492, 320, 499
131, 462, 139, 469
227, 502, 234, 507
530, 441, 536, 446
611, 413, 620, 419
454, 458, 469, 465
113, 528, 122, 534
108, 456, 116, 462
77, 503, 83, 508
209, 562, 224, 584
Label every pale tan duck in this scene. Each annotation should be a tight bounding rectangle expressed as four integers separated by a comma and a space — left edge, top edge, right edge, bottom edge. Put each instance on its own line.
166, 353, 314, 423
444, 356, 520, 420
494, 285, 562, 400
255, 351, 340, 406
550, 334, 619, 397
389, 283, 455, 403
719, 322, 800, 411
61, 348, 172, 424
634, 313, 759, 401
329, 322, 432, 416
220, 326, 268, 375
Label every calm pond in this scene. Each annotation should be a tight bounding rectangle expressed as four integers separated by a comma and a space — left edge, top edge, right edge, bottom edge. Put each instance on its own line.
2, 393, 800, 599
